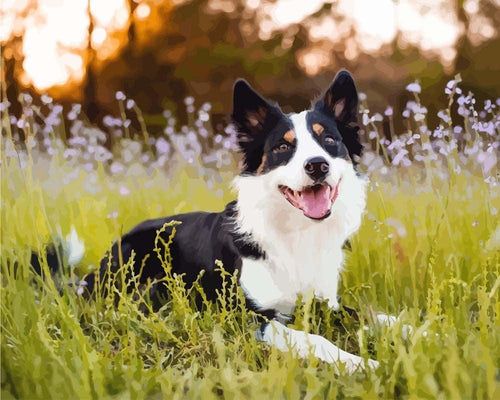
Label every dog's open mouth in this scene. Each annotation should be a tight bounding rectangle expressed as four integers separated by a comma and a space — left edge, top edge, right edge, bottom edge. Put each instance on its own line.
279, 181, 340, 220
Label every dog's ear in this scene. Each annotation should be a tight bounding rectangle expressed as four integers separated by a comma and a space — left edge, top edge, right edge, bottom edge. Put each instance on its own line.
315, 70, 358, 124
232, 79, 283, 172
232, 79, 281, 136
314, 70, 362, 163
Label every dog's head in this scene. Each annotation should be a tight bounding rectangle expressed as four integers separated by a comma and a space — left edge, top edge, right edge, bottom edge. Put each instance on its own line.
232, 70, 365, 228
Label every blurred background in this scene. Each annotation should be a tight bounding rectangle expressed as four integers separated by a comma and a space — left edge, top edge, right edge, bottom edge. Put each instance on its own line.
2, 0, 500, 132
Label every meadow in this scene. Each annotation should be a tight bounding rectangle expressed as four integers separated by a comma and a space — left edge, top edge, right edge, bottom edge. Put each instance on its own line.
1, 79, 499, 399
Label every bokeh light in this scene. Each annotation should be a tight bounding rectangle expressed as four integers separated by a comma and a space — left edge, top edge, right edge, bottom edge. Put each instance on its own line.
1, 0, 498, 120
2, 0, 129, 89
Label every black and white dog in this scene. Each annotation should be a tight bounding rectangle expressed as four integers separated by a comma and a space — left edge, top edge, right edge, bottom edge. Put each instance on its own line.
35, 70, 401, 372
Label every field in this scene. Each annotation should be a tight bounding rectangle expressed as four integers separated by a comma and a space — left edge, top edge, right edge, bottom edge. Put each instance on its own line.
1, 80, 499, 399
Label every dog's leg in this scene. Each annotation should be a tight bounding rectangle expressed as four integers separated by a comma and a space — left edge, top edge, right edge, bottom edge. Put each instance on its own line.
256, 320, 378, 373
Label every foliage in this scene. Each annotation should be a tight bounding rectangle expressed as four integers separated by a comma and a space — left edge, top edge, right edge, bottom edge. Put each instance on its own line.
1, 80, 499, 399
4, 0, 500, 131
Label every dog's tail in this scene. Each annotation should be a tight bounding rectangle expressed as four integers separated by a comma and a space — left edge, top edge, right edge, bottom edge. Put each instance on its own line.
31, 226, 85, 276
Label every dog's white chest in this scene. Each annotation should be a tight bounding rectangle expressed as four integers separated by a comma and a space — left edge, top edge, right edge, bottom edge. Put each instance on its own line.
239, 246, 343, 314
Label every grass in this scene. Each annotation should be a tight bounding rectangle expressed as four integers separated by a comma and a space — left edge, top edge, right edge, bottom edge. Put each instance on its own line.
1, 85, 499, 398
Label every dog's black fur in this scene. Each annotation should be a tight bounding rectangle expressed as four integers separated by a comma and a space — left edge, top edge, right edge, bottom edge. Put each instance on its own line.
86, 201, 275, 315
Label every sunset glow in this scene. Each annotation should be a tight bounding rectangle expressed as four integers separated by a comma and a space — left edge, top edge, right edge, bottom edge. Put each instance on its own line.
1, 0, 497, 89
261, 0, 470, 74
2, 0, 129, 90
135, 4, 151, 19
20, 0, 88, 89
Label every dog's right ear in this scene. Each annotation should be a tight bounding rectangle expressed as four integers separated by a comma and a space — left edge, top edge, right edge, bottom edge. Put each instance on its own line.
231, 79, 283, 172
314, 70, 358, 124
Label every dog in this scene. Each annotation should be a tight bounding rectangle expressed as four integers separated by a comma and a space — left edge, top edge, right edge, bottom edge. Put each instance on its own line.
33, 70, 405, 373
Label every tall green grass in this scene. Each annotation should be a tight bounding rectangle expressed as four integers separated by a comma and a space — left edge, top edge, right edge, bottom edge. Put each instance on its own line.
1, 87, 499, 398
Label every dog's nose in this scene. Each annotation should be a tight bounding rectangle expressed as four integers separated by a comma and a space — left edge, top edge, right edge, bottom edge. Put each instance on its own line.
304, 157, 329, 181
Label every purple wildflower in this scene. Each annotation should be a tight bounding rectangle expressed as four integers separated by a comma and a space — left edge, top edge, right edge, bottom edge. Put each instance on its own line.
392, 149, 409, 166
155, 137, 170, 155
406, 82, 421, 93
119, 186, 130, 196
199, 128, 208, 138
41, 94, 53, 104
126, 99, 135, 110
0, 100, 11, 111
110, 161, 125, 175
437, 110, 451, 123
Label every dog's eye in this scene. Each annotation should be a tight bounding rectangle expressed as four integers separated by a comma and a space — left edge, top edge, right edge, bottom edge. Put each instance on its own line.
324, 136, 338, 145
273, 143, 290, 153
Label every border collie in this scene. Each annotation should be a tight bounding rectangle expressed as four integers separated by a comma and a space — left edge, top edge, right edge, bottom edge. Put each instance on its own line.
34, 70, 400, 373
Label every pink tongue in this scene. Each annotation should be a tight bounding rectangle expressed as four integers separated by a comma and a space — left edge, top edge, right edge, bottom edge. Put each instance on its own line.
300, 185, 331, 219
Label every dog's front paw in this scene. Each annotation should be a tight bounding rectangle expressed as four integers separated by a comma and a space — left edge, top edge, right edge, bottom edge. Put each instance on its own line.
372, 313, 416, 340
307, 333, 378, 373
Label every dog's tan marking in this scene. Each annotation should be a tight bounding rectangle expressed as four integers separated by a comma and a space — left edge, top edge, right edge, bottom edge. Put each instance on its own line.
312, 123, 324, 135
246, 107, 268, 129
283, 130, 295, 143
257, 154, 267, 175
333, 99, 345, 118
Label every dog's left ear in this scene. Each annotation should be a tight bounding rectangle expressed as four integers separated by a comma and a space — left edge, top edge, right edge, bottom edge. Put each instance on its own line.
315, 70, 358, 124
